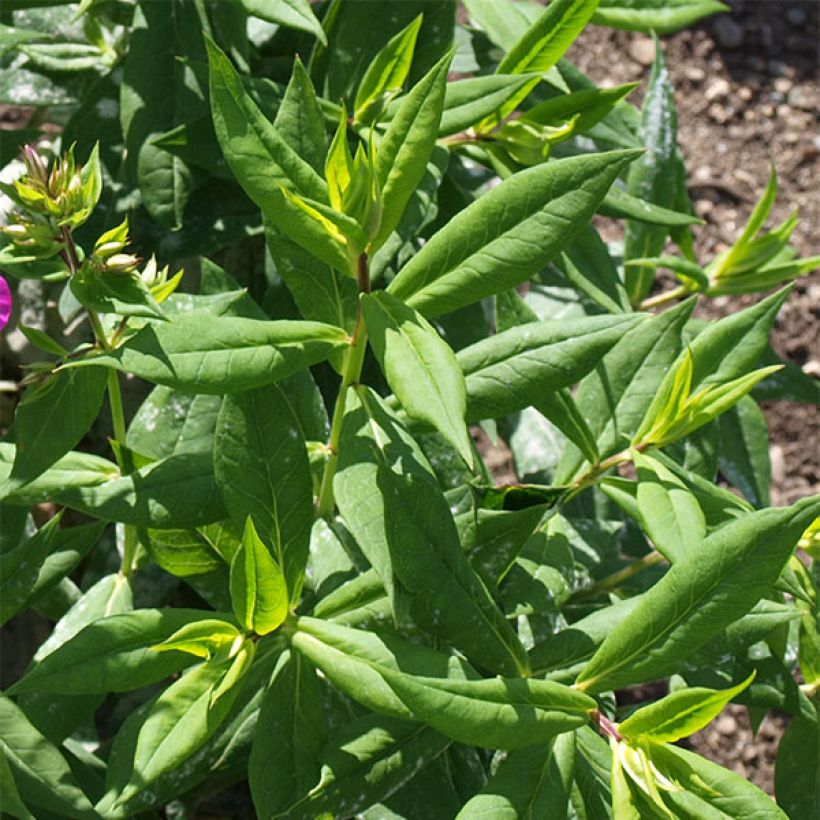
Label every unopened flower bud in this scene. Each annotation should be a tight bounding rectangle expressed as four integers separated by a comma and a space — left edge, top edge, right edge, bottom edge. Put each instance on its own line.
105, 253, 140, 274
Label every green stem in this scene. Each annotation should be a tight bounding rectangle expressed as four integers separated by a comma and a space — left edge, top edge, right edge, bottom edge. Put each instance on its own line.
639, 284, 689, 311
107, 369, 127, 446
570, 550, 665, 603
316, 255, 370, 519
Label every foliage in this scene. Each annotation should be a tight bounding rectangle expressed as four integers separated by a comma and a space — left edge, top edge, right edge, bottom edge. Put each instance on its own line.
0, 0, 818, 818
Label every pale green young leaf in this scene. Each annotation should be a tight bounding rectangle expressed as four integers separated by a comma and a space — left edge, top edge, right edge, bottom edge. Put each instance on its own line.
610, 741, 642, 820
576, 495, 820, 693
249, 651, 326, 818
325, 108, 354, 212
0, 697, 99, 820
214, 382, 313, 602
363, 291, 472, 464
354, 14, 423, 122
633, 449, 706, 563
333, 388, 530, 676
239, 0, 327, 44
10, 609, 216, 695
456, 733, 575, 818
625, 254, 709, 292
2, 368, 107, 495
380, 669, 595, 750
152, 619, 241, 659
619, 673, 755, 744
624, 37, 679, 305
373, 49, 452, 249
481, 0, 600, 129
593, 0, 729, 34
70, 312, 349, 394
459, 313, 643, 422
389, 150, 640, 317
293, 616, 479, 720
230, 518, 288, 635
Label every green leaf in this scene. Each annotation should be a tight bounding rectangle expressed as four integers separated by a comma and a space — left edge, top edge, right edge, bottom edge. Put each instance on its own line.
70, 271, 165, 320
775, 717, 820, 820
2, 368, 107, 494
115, 644, 254, 806
205, 36, 327, 209
214, 382, 314, 602
71, 312, 348, 394
599, 185, 701, 227
459, 313, 643, 422
230, 518, 289, 635
555, 298, 694, 483
380, 669, 595, 749
538, 389, 599, 465
281, 714, 450, 819
0, 444, 118, 507
9, 609, 215, 695
239, 0, 327, 44
120, 0, 207, 227
624, 37, 679, 305
334, 388, 530, 676
0, 696, 99, 820
389, 150, 641, 317
144, 528, 225, 577
633, 450, 706, 562
0, 514, 62, 626
0, 748, 35, 820
249, 651, 326, 818
437, 74, 539, 136
576, 495, 820, 693
292, 616, 479, 720
152, 619, 241, 659
354, 14, 422, 121
274, 56, 328, 175
592, 0, 729, 34
482, 0, 600, 128
51, 452, 225, 529
718, 396, 771, 508
456, 733, 575, 818
373, 49, 452, 249
0, 23, 47, 57
619, 673, 755, 744
363, 291, 472, 464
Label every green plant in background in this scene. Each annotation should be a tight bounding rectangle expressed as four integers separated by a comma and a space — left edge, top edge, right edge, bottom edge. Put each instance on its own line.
0, 0, 818, 818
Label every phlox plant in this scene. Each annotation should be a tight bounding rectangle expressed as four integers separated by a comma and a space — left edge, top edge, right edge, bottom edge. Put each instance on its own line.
0, 0, 818, 818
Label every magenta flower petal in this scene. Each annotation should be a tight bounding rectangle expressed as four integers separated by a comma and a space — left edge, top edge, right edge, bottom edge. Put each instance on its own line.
0, 275, 11, 331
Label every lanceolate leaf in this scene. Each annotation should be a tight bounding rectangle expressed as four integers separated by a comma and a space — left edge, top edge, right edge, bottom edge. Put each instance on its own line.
71, 313, 348, 394
1, 696, 99, 819
363, 291, 472, 463
3, 367, 107, 494
214, 383, 314, 602
333, 388, 530, 676
239, 0, 327, 44
230, 518, 289, 634
249, 651, 326, 818
458, 313, 643, 422
10, 609, 215, 695
576, 495, 820, 693
388, 150, 640, 317
380, 670, 595, 749
456, 733, 575, 818
373, 50, 452, 249
718, 396, 771, 508
593, 0, 729, 35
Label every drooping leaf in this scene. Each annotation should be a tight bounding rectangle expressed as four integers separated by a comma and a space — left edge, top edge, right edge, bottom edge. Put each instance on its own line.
239, 0, 327, 44
718, 395, 771, 508
389, 150, 640, 317
593, 0, 730, 35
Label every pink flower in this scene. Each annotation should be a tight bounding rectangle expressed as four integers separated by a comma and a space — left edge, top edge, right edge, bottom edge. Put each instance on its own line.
0, 275, 11, 330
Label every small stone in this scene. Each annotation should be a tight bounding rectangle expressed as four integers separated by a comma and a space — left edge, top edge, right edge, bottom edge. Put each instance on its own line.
685, 65, 706, 83
718, 715, 738, 735
705, 78, 731, 101
760, 103, 775, 118
783, 131, 800, 144
774, 77, 793, 95
695, 198, 714, 216
770, 445, 786, 486
786, 6, 808, 26
713, 16, 744, 49
708, 103, 729, 123
777, 104, 792, 119
737, 85, 753, 102
788, 86, 816, 111
628, 36, 656, 66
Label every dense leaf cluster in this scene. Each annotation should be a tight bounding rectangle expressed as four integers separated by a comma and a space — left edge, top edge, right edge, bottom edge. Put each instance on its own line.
0, 1, 818, 818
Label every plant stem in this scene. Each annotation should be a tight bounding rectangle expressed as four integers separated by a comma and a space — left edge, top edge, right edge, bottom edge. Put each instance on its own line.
316, 255, 370, 519
570, 550, 665, 603
590, 709, 622, 742
639, 284, 689, 310
107, 369, 127, 445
